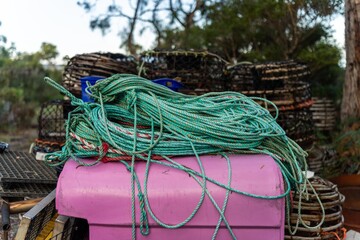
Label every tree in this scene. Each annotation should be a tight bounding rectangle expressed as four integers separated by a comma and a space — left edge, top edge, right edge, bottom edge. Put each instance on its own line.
160, 0, 342, 61
0, 43, 63, 128
78, 0, 342, 59
341, 0, 360, 122
77, 0, 207, 54
0, 21, 7, 45
79, 0, 344, 101
298, 40, 344, 100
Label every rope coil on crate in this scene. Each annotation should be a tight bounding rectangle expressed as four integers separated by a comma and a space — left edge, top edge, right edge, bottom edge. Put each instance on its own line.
44, 74, 325, 239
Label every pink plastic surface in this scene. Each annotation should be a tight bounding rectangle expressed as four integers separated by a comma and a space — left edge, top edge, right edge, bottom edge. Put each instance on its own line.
56, 154, 285, 240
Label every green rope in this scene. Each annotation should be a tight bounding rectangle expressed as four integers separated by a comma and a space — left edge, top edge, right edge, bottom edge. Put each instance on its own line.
121, 160, 149, 236
43, 74, 325, 238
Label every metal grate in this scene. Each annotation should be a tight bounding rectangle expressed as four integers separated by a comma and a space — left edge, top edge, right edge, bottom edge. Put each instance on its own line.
0, 151, 57, 185
0, 182, 55, 198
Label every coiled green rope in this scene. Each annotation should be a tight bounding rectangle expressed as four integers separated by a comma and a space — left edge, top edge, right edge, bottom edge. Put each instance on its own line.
44, 74, 324, 239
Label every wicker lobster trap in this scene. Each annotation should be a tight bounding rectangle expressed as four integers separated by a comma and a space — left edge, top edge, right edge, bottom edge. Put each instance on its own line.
285, 177, 346, 240
276, 107, 315, 149
62, 52, 138, 97
228, 60, 314, 149
310, 98, 337, 132
241, 81, 312, 107
139, 50, 227, 93
228, 60, 310, 91
306, 145, 338, 175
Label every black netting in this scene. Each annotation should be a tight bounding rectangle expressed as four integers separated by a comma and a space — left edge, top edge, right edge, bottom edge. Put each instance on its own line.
140, 50, 227, 94
38, 100, 67, 143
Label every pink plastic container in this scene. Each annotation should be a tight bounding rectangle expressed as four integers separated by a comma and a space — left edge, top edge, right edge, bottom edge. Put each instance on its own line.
56, 154, 285, 239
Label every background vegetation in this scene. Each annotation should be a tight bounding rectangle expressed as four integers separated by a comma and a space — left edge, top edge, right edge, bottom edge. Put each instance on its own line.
0, 35, 63, 130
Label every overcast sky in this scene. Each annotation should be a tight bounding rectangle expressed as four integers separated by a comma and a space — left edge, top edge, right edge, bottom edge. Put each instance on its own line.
0, 0, 345, 64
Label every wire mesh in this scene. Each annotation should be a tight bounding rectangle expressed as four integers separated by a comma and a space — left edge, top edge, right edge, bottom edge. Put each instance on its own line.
140, 50, 227, 94
22, 190, 57, 240
50, 218, 74, 240
38, 100, 67, 143
50, 218, 89, 240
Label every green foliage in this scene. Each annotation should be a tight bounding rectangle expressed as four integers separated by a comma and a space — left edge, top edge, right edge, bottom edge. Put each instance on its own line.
160, 0, 342, 59
0, 87, 24, 102
0, 42, 63, 130
298, 41, 344, 101
335, 120, 360, 174
0, 21, 6, 44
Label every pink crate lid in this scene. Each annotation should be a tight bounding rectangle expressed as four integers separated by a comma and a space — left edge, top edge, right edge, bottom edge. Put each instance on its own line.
56, 154, 284, 229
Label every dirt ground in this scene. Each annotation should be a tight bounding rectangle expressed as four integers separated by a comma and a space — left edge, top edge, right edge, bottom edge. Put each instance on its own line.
0, 128, 38, 153
0, 214, 21, 240
0, 128, 38, 239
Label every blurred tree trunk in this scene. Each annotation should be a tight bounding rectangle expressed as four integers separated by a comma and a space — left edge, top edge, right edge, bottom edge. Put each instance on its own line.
342, 0, 360, 122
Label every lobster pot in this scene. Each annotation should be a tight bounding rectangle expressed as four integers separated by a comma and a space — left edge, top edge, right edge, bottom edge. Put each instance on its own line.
310, 98, 337, 131
285, 176, 345, 240
276, 107, 315, 149
241, 82, 311, 107
228, 60, 310, 92
56, 154, 285, 240
62, 53, 138, 97
306, 145, 338, 174
38, 100, 67, 143
140, 50, 226, 93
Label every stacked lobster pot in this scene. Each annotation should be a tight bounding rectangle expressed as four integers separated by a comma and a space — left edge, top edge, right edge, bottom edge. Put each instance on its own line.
33, 100, 68, 155
139, 50, 227, 94
227, 60, 314, 149
306, 145, 339, 176
310, 97, 337, 132
39, 53, 138, 154
62, 52, 138, 98
285, 176, 345, 240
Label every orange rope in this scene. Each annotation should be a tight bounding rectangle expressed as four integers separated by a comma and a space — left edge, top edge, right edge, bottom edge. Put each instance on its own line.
321, 227, 347, 240
35, 139, 64, 146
